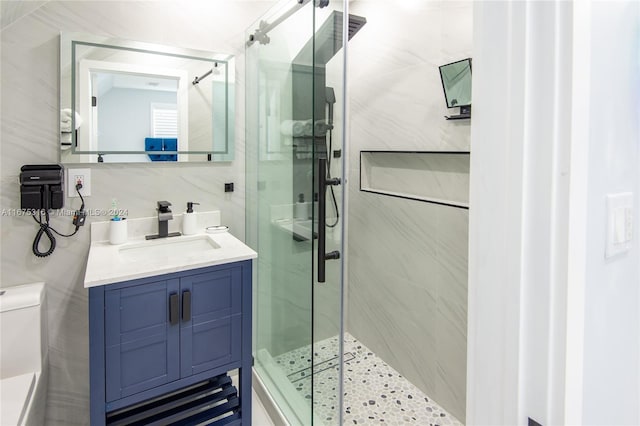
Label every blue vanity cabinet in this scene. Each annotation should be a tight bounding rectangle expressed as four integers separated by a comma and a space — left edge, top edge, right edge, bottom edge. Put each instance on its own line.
89, 260, 252, 426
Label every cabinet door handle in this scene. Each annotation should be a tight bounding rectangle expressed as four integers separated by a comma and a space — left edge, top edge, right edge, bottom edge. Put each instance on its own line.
169, 293, 179, 326
182, 290, 191, 322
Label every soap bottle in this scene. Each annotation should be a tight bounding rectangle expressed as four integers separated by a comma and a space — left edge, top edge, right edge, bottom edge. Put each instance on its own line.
295, 193, 307, 220
182, 202, 199, 235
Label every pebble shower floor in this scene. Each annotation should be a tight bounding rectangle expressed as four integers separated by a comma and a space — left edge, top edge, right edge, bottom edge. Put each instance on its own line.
273, 333, 463, 426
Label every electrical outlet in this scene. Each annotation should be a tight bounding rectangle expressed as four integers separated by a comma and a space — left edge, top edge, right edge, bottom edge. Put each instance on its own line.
67, 168, 91, 197
74, 174, 85, 188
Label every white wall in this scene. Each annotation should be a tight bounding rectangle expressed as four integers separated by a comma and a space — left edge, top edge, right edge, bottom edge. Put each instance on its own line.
468, 1, 640, 425
0, 1, 275, 424
581, 1, 640, 424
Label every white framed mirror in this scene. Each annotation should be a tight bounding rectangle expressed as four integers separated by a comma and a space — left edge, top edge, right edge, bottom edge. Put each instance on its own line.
60, 33, 235, 164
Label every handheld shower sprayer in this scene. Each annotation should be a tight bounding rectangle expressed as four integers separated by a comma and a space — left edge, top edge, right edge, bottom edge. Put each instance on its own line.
325, 87, 336, 126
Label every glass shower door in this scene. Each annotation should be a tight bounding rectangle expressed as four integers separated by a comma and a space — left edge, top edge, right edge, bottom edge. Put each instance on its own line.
245, 0, 347, 424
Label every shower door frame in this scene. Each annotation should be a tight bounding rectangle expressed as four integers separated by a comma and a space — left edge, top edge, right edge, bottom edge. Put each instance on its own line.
245, 0, 349, 425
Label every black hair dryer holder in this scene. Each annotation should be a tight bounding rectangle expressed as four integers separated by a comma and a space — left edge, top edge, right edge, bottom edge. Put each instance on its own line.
19, 164, 64, 210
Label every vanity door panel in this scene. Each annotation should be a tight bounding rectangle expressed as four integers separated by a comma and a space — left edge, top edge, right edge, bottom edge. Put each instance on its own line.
104, 278, 180, 401
179, 266, 242, 378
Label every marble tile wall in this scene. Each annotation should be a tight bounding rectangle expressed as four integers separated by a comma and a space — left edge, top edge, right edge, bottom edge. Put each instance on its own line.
346, 0, 472, 422
0, 1, 275, 424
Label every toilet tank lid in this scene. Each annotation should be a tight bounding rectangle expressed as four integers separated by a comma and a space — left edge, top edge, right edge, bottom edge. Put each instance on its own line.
0, 282, 45, 313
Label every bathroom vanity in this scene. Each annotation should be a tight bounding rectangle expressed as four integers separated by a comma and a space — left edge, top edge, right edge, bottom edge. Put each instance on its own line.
84, 212, 256, 425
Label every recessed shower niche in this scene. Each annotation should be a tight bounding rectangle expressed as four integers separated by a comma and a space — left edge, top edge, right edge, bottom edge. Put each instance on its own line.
360, 151, 470, 209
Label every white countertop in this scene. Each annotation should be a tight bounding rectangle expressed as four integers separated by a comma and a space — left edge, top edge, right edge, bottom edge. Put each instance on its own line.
84, 212, 257, 288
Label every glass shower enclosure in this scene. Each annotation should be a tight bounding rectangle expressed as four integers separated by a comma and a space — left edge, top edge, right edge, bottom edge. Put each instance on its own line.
245, 0, 350, 424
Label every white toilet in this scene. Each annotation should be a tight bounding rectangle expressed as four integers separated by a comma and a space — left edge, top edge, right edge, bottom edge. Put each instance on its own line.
0, 282, 48, 426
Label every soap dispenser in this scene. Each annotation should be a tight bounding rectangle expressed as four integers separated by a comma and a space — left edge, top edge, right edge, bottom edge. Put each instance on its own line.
182, 202, 199, 235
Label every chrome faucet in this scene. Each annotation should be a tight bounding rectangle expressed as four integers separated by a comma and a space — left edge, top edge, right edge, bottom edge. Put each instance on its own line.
146, 201, 181, 240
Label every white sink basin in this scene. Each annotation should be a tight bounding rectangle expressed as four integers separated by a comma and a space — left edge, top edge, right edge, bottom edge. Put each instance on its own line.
119, 235, 220, 262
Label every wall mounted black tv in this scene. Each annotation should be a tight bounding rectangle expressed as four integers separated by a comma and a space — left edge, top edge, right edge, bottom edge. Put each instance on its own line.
439, 58, 472, 120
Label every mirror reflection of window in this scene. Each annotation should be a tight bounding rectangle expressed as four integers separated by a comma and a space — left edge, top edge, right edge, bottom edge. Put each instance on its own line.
151, 104, 178, 138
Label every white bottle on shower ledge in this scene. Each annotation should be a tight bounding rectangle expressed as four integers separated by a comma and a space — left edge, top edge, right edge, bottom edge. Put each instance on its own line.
295, 193, 308, 221
182, 202, 199, 235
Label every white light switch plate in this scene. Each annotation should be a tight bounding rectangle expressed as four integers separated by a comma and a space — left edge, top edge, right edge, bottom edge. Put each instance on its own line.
67, 168, 91, 197
606, 192, 633, 258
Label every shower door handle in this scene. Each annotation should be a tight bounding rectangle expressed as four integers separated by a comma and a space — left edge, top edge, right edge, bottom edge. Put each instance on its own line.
317, 158, 341, 283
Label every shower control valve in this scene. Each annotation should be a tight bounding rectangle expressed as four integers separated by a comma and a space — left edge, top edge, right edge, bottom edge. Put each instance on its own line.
326, 177, 341, 186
